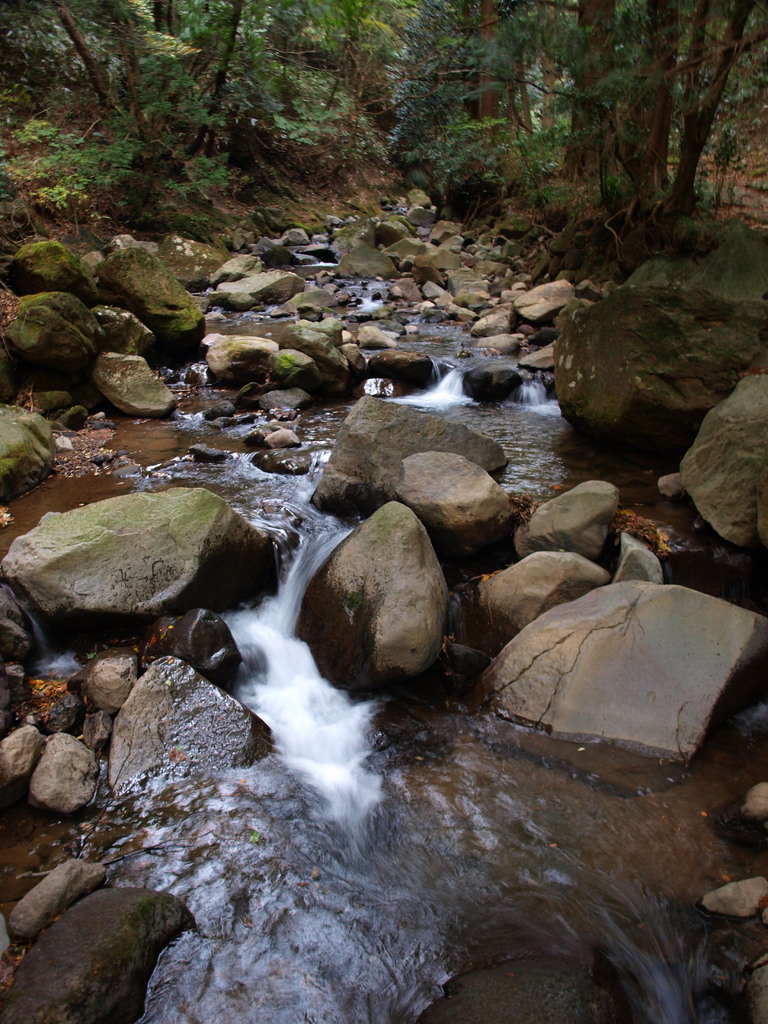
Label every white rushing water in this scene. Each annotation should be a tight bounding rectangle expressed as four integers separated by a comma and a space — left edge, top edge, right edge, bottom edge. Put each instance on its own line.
511, 379, 561, 415
227, 516, 382, 825
394, 366, 474, 410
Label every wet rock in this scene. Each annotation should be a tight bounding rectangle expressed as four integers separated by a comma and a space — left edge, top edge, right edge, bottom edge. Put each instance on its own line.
9, 240, 98, 306
357, 324, 399, 349
0, 887, 193, 1024
555, 285, 768, 455
140, 608, 242, 688
3, 487, 273, 627
109, 657, 271, 790
91, 352, 176, 418
253, 450, 314, 475
205, 334, 279, 386
9, 858, 106, 939
40, 693, 86, 735
515, 480, 619, 561
0, 588, 33, 661
96, 247, 205, 352
612, 532, 664, 583
6, 663, 29, 703
313, 396, 507, 517
680, 375, 768, 548
463, 362, 523, 401
189, 444, 229, 463
258, 388, 312, 412
28, 733, 98, 813
367, 350, 434, 385
279, 320, 350, 395
202, 398, 237, 420
475, 582, 768, 760
82, 710, 113, 751
298, 502, 448, 691
518, 344, 556, 371
395, 451, 511, 557
0, 914, 8, 957
700, 876, 768, 917
6, 291, 103, 372
264, 427, 300, 449
0, 725, 44, 809
461, 551, 610, 657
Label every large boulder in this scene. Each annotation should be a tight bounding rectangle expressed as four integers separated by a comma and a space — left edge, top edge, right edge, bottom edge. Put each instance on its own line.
0, 887, 193, 1024
109, 657, 270, 791
90, 352, 176, 417
269, 349, 323, 393
92, 305, 155, 356
2, 487, 273, 627
204, 334, 279, 386
332, 217, 376, 254
555, 285, 768, 454
156, 234, 228, 290
297, 502, 448, 690
366, 350, 434, 385
209, 253, 264, 287
9, 240, 98, 306
680, 375, 768, 548
460, 551, 611, 656
474, 582, 768, 760
0, 405, 54, 501
463, 362, 523, 401
337, 245, 399, 280
28, 733, 98, 813
395, 451, 511, 557
209, 270, 304, 309
514, 281, 574, 324
5, 292, 103, 371
514, 480, 619, 561
279, 320, 350, 394
96, 247, 205, 351
312, 396, 507, 516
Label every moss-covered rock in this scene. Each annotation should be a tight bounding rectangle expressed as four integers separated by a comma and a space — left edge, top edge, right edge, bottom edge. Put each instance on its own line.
0, 405, 54, 501
5, 292, 103, 372
332, 218, 376, 254
157, 234, 229, 291
280, 320, 350, 394
92, 305, 155, 356
33, 390, 72, 415
0, 351, 18, 404
90, 353, 176, 418
269, 349, 322, 393
9, 240, 98, 306
96, 247, 205, 352
204, 334, 279, 386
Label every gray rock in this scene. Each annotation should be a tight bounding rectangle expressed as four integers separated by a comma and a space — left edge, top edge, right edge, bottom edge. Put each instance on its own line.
657, 472, 684, 500
461, 551, 610, 657
258, 388, 312, 412
748, 959, 768, 1024
139, 608, 242, 688
81, 652, 138, 714
0, 588, 33, 661
156, 235, 228, 291
0, 887, 193, 1024
211, 269, 304, 307
356, 324, 399, 349
741, 782, 768, 822
91, 305, 155, 356
680, 375, 768, 548
205, 333, 279, 385
518, 344, 556, 371
612, 532, 664, 583
279, 320, 350, 395
269, 349, 323, 393
0, 914, 8, 957
209, 253, 264, 286
90, 352, 176, 418
2, 487, 273, 627
514, 281, 574, 323
555, 285, 768, 455
470, 306, 514, 338
515, 480, 619, 561
366, 350, 434, 385
28, 733, 98, 813
0, 405, 54, 502
82, 711, 112, 752
313, 396, 507, 516
264, 428, 300, 449
9, 859, 106, 939
475, 581, 768, 760
298, 502, 448, 691
395, 451, 511, 557
337, 245, 399, 280
109, 657, 271, 791
700, 876, 768, 917
0, 725, 44, 809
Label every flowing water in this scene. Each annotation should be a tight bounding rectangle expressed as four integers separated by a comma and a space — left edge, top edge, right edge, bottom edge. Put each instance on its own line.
6, 314, 768, 1022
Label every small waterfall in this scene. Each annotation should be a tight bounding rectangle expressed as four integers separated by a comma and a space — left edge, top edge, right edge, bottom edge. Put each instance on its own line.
511, 379, 560, 415
227, 517, 382, 825
23, 604, 79, 678
394, 365, 474, 410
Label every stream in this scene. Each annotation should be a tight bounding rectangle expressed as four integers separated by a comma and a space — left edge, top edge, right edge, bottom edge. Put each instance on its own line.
4, 307, 768, 1022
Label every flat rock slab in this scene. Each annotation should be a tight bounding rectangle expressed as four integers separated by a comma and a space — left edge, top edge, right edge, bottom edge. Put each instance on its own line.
109, 656, 271, 791
312, 396, 507, 516
475, 581, 768, 760
2, 487, 273, 627
0, 887, 193, 1024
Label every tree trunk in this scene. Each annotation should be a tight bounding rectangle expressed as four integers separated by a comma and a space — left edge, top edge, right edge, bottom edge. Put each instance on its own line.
52, 1, 112, 106
478, 0, 499, 120
189, 0, 245, 157
563, 0, 616, 177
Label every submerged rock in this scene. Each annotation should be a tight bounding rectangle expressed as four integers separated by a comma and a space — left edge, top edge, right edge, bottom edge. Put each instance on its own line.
298, 502, 448, 691
475, 581, 768, 760
2, 487, 273, 627
0, 887, 193, 1024
313, 396, 507, 516
109, 657, 271, 790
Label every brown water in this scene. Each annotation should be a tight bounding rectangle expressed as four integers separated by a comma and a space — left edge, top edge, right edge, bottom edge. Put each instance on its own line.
4, 314, 768, 1023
